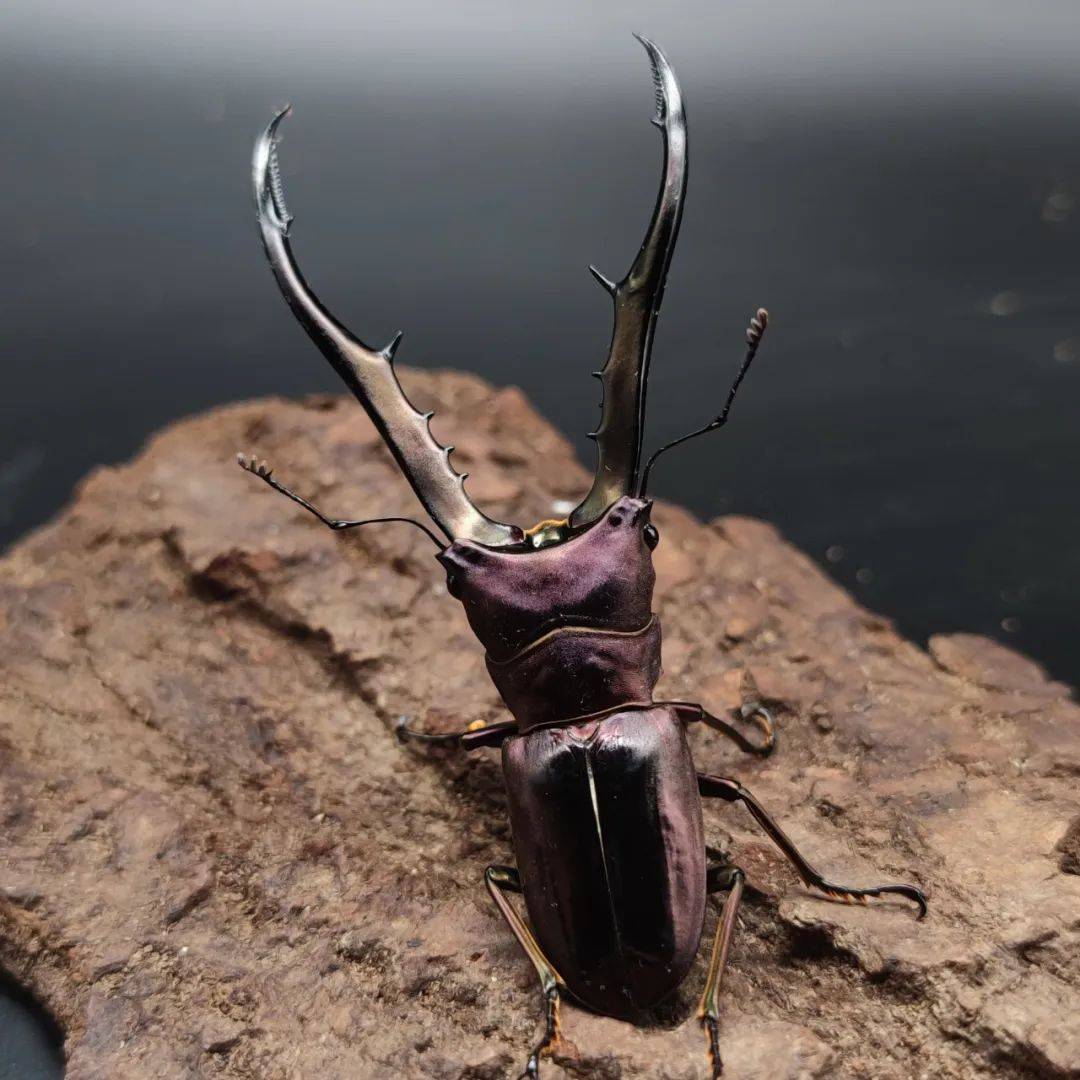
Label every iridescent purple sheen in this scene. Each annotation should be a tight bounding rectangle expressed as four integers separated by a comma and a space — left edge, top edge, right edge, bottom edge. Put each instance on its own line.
436, 494, 710, 1019
486, 620, 661, 731
437, 497, 655, 664
502, 707, 706, 1019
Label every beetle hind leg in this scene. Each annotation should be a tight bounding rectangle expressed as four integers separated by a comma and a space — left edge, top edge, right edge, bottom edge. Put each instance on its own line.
698, 774, 928, 918
484, 865, 567, 1079
698, 864, 746, 1078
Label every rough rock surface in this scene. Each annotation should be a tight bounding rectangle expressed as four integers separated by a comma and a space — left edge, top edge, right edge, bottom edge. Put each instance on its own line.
1, 370, 1078, 1080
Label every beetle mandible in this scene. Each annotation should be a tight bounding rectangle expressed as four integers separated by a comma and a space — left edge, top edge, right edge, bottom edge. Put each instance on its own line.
239, 35, 927, 1079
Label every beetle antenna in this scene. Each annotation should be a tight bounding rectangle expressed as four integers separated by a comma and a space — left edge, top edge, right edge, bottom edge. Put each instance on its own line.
637, 309, 768, 498
237, 454, 446, 550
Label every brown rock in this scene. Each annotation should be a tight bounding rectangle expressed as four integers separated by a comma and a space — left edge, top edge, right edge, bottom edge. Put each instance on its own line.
928, 632, 1070, 696
1, 369, 1078, 1079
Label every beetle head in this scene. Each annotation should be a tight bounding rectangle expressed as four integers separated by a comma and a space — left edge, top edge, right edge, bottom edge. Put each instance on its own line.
437, 497, 658, 661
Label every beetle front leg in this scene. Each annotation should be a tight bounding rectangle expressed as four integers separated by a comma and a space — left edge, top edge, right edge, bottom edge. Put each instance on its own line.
484, 865, 567, 1079
396, 716, 516, 751
698, 774, 927, 917
699, 864, 746, 1078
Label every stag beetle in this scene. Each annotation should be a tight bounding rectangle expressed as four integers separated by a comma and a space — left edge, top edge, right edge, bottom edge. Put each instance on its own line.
239, 36, 927, 1078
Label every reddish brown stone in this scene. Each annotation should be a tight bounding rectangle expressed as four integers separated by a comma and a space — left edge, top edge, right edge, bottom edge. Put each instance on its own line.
1, 369, 1078, 1078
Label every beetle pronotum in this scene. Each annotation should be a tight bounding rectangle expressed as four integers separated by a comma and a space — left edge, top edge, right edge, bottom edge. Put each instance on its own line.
239, 35, 926, 1078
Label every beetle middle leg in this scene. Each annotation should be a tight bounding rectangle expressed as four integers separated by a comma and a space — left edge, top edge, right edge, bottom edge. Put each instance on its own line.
484, 865, 567, 1079
699, 863, 746, 1078
700, 702, 776, 757
698, 774, 927, 917
673, 701, 776, 757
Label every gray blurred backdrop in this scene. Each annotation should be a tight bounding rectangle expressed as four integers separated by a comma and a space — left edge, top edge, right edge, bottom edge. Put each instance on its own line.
2, 0, 1079, 1066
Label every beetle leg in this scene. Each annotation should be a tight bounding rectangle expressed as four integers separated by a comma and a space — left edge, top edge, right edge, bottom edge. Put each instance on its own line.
674, 701, 776, 757
698, 774, 928, 918
395, 717, 466, 747
703, 702, 775, 757
698, 865, 745, 1079
484, 865, 567, 1079
737, 703, 775, 755
396, 716, 516, 751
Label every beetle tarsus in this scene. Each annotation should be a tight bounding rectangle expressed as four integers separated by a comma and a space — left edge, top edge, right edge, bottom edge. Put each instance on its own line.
485, 865, 567, 1080
819, 880, 928, 919
522, 986, 561, 1079
703, 1015, 723, 1078
739, 702, 775, 755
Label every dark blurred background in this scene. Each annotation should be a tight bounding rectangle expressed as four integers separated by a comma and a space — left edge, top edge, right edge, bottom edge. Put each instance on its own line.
2, 1, 1079, 1070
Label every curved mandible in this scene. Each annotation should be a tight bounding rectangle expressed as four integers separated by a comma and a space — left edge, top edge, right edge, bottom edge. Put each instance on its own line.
570, 35, 688, 529
252, 107, 523, 548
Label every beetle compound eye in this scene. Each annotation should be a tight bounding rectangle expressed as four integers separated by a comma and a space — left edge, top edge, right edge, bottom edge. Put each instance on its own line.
643, 523, 660, 549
